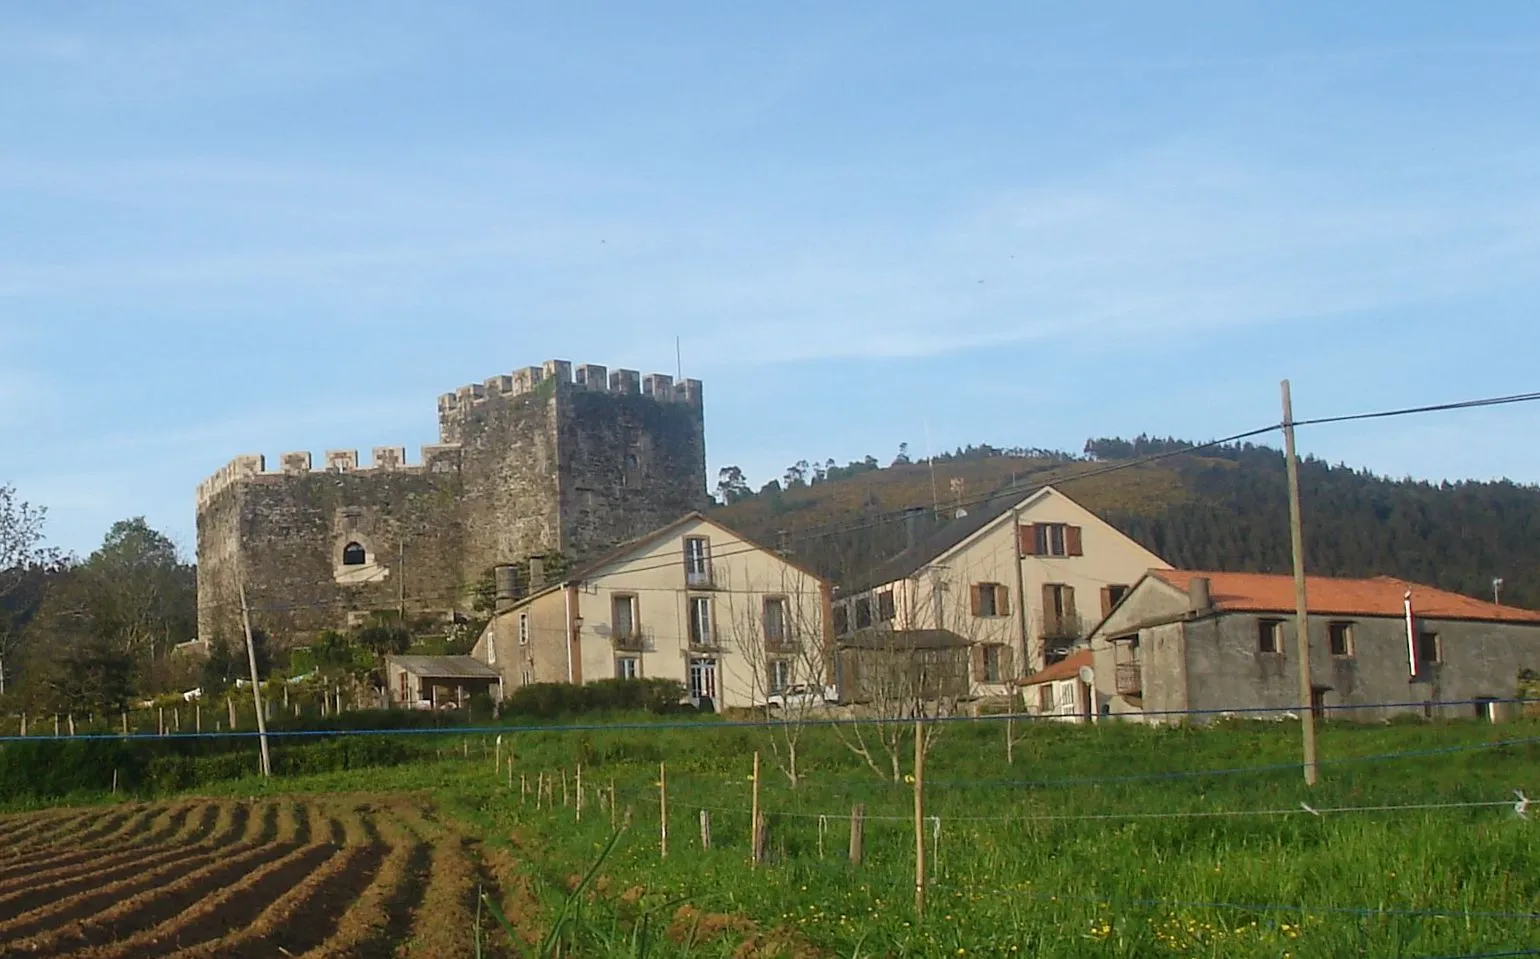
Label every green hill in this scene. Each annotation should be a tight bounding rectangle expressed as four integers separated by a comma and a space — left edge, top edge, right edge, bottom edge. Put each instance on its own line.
713, 439, 1540, 609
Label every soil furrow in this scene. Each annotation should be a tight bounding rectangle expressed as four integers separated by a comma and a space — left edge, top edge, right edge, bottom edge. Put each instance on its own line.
0, 809, 101, 854
0, 806, 264, 934
0, 802, 227, 896
302, 810, 431, 959
0, 802, 299, 959
164, 809, 387, 959
391, 806, 483, 959
70, 842, 343, 959
0, 804, 184, 878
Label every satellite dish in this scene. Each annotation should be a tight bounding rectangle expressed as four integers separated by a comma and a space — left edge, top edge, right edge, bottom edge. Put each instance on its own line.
593, 623, 611, 637
1077, 665, 1094, 685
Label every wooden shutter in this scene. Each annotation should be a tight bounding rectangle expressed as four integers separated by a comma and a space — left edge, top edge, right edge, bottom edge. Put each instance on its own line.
1000, 643, 1015, 679
996, 585, 1010, 617
969, 585, 982, 616
971, 643, 986, 681
1041, 584, 1057, 630
1100, 586, 1114, 618
1063, 585, 1077, 621
1018, 524, 1038, 556
1066, 525, 1084, 556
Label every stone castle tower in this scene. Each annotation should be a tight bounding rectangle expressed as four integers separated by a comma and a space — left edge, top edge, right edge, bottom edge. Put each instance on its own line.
195, 360, 706, 644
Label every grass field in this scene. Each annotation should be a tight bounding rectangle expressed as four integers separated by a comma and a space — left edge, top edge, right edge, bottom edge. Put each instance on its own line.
3, 715, 1538, 957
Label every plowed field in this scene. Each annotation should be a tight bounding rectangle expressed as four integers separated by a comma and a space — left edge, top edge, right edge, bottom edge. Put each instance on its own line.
0, 798, 517, 959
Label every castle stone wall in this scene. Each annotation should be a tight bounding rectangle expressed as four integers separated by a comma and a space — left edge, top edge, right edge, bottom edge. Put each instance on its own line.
196, 360, 707, 645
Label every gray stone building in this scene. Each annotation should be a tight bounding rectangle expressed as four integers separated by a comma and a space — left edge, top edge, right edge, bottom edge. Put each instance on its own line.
1089, 569, 1540, 723
196, 359, 706, 646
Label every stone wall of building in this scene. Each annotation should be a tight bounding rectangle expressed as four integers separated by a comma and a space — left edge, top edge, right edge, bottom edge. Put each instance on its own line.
196, 359, 707, 646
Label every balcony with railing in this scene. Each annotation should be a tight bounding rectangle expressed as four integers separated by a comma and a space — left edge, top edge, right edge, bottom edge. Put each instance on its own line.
764, 631, 800, 655
611, 627, 652, 653
685, 564, 716, 589
1115, 662, 1143, 697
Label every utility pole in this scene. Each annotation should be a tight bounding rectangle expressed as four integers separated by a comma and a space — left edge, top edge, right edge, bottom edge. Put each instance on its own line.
1282, 380, 1317, 787
238, 576, 272, 779
1012, 506, 1029, 675
1493, 577, 1504, 606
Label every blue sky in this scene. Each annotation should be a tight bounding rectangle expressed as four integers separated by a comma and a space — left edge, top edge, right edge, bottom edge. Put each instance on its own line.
4, 2, 1539, 558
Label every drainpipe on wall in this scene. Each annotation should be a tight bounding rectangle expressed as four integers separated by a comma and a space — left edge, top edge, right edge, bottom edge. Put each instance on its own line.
564, 585, 576, 684
1403, 590, 1417, 680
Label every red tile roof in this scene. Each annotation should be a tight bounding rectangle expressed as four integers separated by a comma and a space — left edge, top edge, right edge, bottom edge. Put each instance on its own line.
1019, 648, 1094, 686
1149, 569, 1540, 624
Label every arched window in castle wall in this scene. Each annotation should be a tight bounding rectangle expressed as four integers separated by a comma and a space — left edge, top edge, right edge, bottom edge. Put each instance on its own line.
342, 542, 367, 566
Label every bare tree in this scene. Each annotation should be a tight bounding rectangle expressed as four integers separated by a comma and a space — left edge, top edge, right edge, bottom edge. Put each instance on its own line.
725, 564, 833, 788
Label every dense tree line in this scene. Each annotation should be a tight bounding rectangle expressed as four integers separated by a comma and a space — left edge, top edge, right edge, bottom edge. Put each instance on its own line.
715, 439, 1540, 609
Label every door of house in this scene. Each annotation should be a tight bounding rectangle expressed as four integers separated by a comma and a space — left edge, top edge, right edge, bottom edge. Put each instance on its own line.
689, 657, 718, 708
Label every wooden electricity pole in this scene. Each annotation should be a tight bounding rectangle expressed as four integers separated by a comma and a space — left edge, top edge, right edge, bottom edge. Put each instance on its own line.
1282, 379, 1318, 787
238, 576, 272, 779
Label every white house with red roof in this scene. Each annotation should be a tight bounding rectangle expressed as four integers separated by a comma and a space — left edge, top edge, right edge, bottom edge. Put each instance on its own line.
1087, 569, 1540, 723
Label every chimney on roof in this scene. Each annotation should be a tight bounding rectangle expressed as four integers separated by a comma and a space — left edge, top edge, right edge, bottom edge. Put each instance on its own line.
528, 555, 545, 592
904, 507, 924, 550
494, 565, 518, 612
1188, 576, 1212, 614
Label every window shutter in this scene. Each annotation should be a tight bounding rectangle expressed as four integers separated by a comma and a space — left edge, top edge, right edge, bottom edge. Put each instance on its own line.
1066, 526, 1084, 556
996, 585, 1011, 617
1100, 586, 1114, 618
970, 585, 982, 616
1018, 524, 1038, 556
1064, 585, 1077, 621
971, 643, 986, 681
1001, 643, 1015, 679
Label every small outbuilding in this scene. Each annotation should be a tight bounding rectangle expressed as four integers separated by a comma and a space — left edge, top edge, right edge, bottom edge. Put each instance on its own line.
834, 629, 972, 704
385, 655, 503, 709
1019, 648, 1094, 723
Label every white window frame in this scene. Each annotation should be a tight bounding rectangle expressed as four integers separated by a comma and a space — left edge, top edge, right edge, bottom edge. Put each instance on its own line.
616, 655, 641, 680
612, 593, 638, 640
684, 536, 712, 586
769, 659, 792, 693
763, 596, 789, 644
689, 596, 713, 646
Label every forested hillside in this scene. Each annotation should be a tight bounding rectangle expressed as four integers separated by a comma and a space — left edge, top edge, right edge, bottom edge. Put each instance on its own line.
714, 439, 1540, 610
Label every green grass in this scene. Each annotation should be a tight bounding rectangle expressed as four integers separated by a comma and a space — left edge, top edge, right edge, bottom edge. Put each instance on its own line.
154, 715, 1540, 957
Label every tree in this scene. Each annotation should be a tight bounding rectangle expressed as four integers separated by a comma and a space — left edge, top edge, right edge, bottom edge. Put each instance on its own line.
715, 466, 752, 505
723, 565, 832, 788
0, 485, 60, 697
892, 443, 911, 466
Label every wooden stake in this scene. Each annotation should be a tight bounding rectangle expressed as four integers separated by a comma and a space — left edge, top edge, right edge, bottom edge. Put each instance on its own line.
536, 772, 545, 809
849, 803, 865, 866
228, 696, 237, 730
576, 763, 583, 822
237, 577, 271, 779
659, 762, 668, 859
67, 714, 76, 736
751, 751, 764, 866
818, 815, 827, 859
19, 712, 25, 736
699, 809, 712, 849
914, 716, 926, 919
157, 708, 164, 737
53, 715, 59, 737
111, 769, 118, 794
610, 777, 617, 828
561, 768, 569, 807
520, 774, 527, 803
1282, 379, 1319, 787
1006, 715, 1014, 766
121, 712, 129, 736
172, 709, 180, 734
195, 704, 201, 733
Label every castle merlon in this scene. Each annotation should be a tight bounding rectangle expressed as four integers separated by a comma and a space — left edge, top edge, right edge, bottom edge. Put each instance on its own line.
196, 443, 463, 509
436, 358, 703, 414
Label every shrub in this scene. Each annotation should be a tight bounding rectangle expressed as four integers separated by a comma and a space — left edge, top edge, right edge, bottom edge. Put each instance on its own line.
502, 678, 688, 718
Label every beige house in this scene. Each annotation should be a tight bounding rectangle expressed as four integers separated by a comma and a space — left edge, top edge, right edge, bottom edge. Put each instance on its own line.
833, 485, 1170, 698
472, 513, 831, 709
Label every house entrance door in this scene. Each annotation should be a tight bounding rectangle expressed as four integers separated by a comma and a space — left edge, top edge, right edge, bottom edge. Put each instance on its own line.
689, 657, 718, 708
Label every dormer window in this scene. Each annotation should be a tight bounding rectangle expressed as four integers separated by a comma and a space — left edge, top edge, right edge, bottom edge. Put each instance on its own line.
342, 542, 367, 566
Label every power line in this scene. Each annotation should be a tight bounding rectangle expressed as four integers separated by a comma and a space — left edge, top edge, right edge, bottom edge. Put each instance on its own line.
1292, 390, 1540, 429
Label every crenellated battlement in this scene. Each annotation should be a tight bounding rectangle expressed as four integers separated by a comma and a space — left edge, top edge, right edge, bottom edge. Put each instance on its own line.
196, 443, 464, 510
436, 358, 704, 416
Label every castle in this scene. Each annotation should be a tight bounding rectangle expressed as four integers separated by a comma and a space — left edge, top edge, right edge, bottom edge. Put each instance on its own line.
195, 360, 706, 645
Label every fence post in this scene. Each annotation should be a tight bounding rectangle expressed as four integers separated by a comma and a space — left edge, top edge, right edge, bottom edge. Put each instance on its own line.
818, 815, 827, 859
1006, 715, 1014, 766
121, 712, 129, 736
536, 772, 544, 810
914, 716, 926, 919
699, 810, 712, 849
67, 714, 75, 736
520, 774, 527, 804
610, 777, 617, 828
561, 768, 569, 807
576, 763, 583, 822
751, 751, 763, 866
158, 708, 165, 737
228, 697, 237, 730
173, 708, 180, 734
195, 704, 202, 733
53, 714, 59, 737
659, 761, 668, 859
19, 712, 25, 736
849, 803, 865, 866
